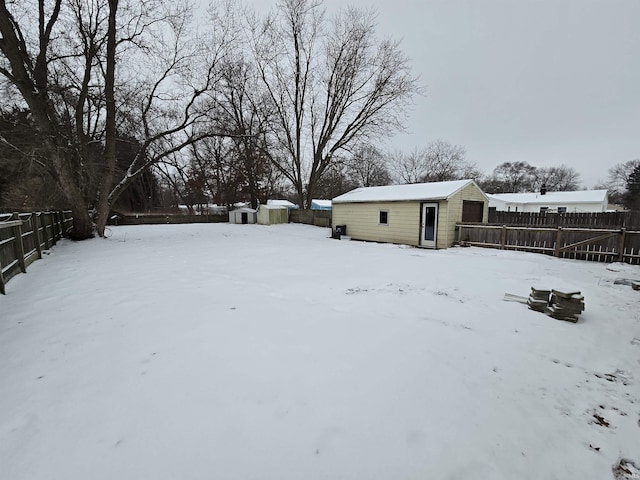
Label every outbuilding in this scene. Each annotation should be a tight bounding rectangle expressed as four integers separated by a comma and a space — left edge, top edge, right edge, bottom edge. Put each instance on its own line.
257, 204, 289, 225
331, 179, 488, 249
229, 207, 257, 224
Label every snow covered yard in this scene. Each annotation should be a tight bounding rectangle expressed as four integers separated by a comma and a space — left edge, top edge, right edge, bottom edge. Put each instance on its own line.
1, 223, 639, 480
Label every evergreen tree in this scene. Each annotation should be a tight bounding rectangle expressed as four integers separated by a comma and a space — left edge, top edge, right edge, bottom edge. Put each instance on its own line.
624, 163, 640, 210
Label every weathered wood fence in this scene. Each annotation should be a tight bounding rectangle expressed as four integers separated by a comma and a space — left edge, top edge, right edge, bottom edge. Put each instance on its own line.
108, 212, 228, 225
0, 211, 73, 294
488, 210, 640, 229
457, 224, 640, 265
288, 209, 332, 228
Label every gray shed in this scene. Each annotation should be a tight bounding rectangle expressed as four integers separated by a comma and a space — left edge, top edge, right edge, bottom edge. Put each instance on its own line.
229, 207, 257, 224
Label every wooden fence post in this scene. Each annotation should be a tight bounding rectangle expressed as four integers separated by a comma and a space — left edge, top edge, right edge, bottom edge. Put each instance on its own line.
13, 213, 27, 273
0, 218, 6, 291
500, 225, 507, 249
49, 212, 57, 245
33, 213, 43, 259
44, 213, 51, 249
54, 210, 62, 240
618, 228, 626, 263
554, 227, 563, 257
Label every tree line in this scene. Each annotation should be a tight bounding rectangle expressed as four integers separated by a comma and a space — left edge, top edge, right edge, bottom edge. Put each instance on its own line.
1, 0, 638, 239
0, 0, 419, 238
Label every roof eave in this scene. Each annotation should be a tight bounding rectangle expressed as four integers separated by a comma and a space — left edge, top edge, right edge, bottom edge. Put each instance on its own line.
333, 196, 450, 204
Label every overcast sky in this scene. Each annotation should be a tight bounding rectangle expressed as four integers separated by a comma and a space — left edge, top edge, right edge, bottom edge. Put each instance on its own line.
238, 0, 639, 188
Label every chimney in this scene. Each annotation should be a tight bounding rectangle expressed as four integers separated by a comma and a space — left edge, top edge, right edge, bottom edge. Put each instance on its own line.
540, 183, 547, 195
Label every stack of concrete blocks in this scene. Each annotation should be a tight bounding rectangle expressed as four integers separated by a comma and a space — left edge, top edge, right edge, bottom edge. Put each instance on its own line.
527, 287, 551, 312
527, 287, 585, 323
545, 290, 585, 323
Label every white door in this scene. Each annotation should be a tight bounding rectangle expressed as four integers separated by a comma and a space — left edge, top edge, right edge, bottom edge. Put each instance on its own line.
420, 203, 438, 248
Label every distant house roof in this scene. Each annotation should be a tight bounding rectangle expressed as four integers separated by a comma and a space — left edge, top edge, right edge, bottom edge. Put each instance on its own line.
311, 199, 332, 208
231, 207, 257, 213
487, 190, 608, 205
267, 199, 297, 208
332, 180, 481, 204
260, 204, 288, 210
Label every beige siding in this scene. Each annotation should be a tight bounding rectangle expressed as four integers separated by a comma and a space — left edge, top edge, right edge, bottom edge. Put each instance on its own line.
439, 184, 488, 247
435, 200, 449, 249
333, 201, 422, 246
257, 206, 288, 224
332, 183, 488, 249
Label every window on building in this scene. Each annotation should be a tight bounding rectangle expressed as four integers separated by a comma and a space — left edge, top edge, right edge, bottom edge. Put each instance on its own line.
540, 207, 548, 213
379, 210, 389, 225
462, 201, 484, 222
557, 207, 567, 213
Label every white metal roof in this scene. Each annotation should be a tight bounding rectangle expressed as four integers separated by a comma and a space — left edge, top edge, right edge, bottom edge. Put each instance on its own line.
311, 199, 332, 207
332, 179, 479, 204
267, 199, 297, 207
487, 190, 608, 205
231, 207, 257, 213
259, 204, 288, 210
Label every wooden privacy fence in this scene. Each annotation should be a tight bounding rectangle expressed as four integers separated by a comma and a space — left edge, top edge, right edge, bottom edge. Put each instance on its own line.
0, 211, 72, 294
288, 209, 332, 228
488, 210, 640, 229
457, 223, 640, 265
109, 212, 227, 225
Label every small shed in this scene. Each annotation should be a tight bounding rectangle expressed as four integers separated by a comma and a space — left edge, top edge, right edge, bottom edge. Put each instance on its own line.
331, 179, 488, 249
229, 207, 257, 224
311, 199, 332, 211
257, 204, 289, 225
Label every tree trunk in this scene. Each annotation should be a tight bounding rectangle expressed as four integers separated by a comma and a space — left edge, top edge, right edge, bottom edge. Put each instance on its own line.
95, 0, 119, 237
48, 149, 94, 239
68, 205, 94, 240
305, 169, 320, 209
294, 180, 305, 209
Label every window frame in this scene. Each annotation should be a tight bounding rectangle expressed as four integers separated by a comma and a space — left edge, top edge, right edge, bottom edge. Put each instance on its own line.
379, 209, 389, 225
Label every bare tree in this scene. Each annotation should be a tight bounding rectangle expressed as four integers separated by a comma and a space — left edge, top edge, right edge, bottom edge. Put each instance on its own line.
344, 144, 390, 187
93, 0, 239, 235
249, 0, 420, 207
0, 107, 65, 209
313, 161, 358, 200
0, 0, 103, 237
596, 159, 640, 204
0, 0, 239, 237
482, 161, 537, 193
532, 165, 581, 191
422, 139, 479, 182
390, 148, 426, 184
389, 140, 477, 185
214, 56, 282, 208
